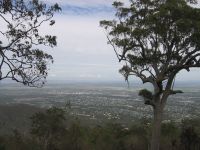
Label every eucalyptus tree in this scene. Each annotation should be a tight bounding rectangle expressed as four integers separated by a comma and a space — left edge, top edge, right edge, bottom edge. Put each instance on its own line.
0, 0, 61, 87
100, 0, 200, 149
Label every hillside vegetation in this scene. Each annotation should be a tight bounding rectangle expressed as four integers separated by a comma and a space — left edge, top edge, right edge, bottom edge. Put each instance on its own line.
0, 106, 199, 150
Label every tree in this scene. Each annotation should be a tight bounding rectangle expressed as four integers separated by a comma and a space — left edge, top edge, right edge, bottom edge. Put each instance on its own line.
0, 0, 61, 87
100, 0, 200, 149
180, 118, 200, 150
30, 107, 66, 150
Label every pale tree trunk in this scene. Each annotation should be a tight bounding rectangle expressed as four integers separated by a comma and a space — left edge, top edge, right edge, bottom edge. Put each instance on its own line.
150, 104, 164, 150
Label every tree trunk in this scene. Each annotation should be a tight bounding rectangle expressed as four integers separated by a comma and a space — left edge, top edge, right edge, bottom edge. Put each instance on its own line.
150, 105, 163, 150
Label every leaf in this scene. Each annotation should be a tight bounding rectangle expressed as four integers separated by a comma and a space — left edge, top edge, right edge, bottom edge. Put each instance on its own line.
50, 20, 55, 26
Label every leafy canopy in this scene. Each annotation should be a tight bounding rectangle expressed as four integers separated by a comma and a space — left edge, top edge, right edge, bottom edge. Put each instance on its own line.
101, 0, 200, 101
30, 107, 66, 139
0, 0, 61, 87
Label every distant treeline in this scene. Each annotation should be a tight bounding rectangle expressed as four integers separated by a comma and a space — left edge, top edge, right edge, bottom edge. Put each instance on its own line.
0, 107, 199, 150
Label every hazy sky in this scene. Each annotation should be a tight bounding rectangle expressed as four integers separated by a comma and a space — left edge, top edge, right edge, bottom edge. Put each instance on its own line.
43, 0, 200, 82
44, 0, 124, 82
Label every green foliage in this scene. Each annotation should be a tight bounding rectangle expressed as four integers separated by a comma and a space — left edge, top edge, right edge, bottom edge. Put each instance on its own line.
139, 89, 153, 100
0, 0, 61, 87
100, 0, 200, 97
139, 89, 153, 105
0, 111, 200, 150
180, 119, 200, 150
123, 123, 150, 150
0, 137, 5, 150
30, 107, 66, 150
30, 107, 66, 137
160, 121, 180, 149
64, 121, 84, 150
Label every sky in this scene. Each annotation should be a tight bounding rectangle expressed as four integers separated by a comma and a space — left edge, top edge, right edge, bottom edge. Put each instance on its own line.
43, 0, 124, 82
41, 0, 200, 83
